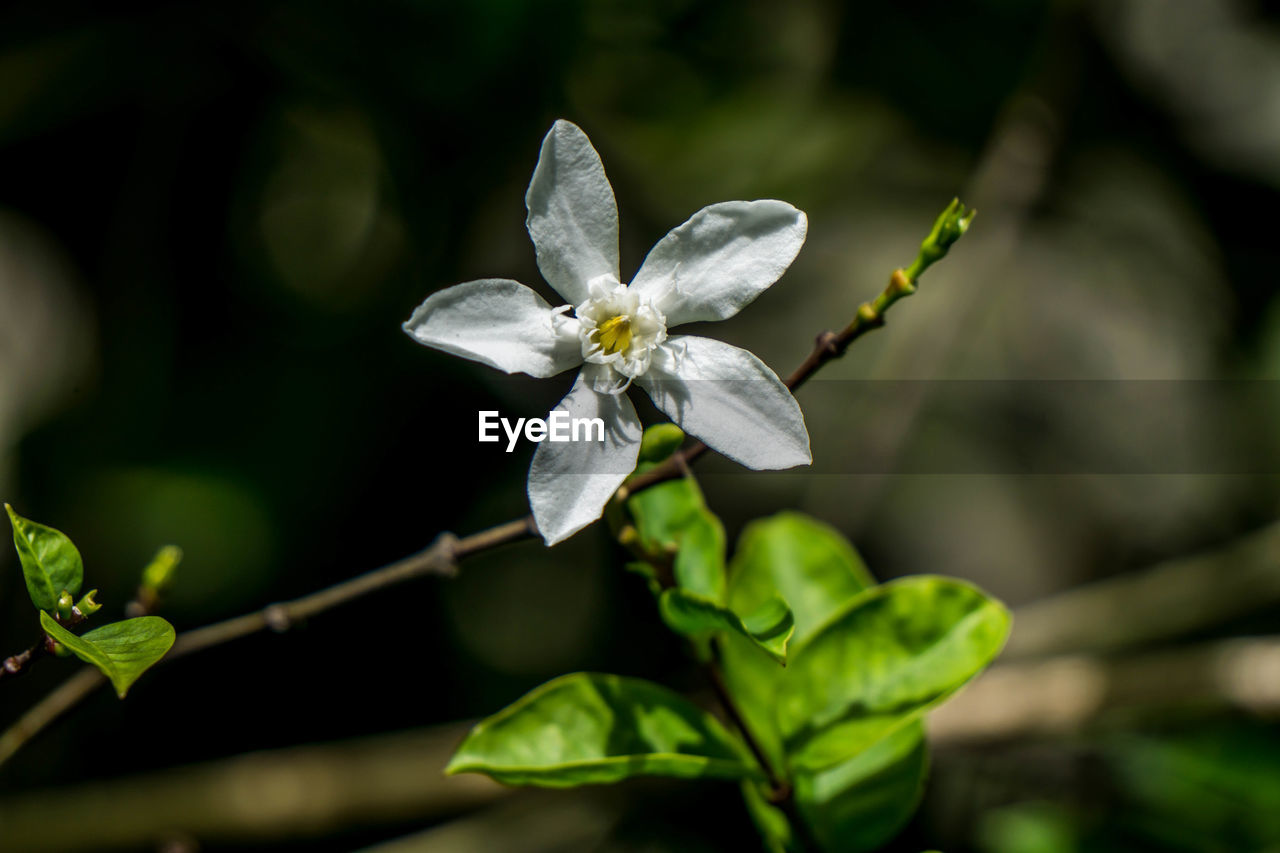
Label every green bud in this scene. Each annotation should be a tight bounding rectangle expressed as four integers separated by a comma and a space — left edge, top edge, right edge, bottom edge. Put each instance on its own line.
927, 197, 975, 252
141, 545, 182, 596
55, 589, 75, 621
74, 589, 102, 618
637, 424, 685, 465
906, 197, 976, 281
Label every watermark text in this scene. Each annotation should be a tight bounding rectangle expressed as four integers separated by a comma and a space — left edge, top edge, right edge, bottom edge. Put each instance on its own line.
479, 410, 605, 452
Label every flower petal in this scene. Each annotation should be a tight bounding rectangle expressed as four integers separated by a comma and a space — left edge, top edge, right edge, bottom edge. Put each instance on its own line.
630, 200, 807, 326
403, 279, 581, 378
637, 336, 810, 470
529, 365, 642, 545
525, 120, 620, 305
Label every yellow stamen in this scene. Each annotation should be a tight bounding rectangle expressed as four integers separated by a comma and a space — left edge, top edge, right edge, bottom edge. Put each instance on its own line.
597, 315, 633, 355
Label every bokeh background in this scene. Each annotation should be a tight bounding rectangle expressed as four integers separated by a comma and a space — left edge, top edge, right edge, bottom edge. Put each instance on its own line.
4, 0, 1280, 850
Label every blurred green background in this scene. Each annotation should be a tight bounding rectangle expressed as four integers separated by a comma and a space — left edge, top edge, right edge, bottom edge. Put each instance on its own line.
4, 0, 1280, 850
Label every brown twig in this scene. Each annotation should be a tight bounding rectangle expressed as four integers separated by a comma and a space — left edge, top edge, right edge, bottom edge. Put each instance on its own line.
0, 608, 91, 684
0, 523, 533, 765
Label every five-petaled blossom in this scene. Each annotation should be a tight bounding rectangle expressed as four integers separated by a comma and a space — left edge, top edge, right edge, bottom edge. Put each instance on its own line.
404, 120, 811, 544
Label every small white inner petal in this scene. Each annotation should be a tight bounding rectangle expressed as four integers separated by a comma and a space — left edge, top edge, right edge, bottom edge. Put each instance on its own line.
572, 278, 667, 387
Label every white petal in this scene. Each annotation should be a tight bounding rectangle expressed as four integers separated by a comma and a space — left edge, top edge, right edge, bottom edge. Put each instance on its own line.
403, 279, 581, 378
637, 336, 810, 470
630, 200, 807, 326
525, 120, 620, 306
529, 365, 642, 545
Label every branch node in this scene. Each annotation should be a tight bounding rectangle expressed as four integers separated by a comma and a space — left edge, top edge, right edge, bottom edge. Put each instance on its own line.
262, 604, 292, 633
432, 532, 461, 577
767, 781, 794, 805
815, 330, 839, 355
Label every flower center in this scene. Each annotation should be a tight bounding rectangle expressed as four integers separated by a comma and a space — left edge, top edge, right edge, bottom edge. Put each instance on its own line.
596, 315, 633, 355
573, 277, 668, 388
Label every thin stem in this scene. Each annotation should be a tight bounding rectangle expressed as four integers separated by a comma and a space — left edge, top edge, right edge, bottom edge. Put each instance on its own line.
706, 650, 784, 792
0, 609, 91, 683
0, 640, 49, 683
0, 520, 534, 766
173, 520, 534, 657
707, 646, 820, 852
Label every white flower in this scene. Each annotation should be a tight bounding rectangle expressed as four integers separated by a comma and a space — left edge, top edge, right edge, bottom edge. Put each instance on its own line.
404, 120, 811, 544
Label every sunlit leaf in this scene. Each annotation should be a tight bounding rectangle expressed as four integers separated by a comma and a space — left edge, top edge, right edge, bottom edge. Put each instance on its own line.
720, 511, 876, 768
728, 511, 874, 643
6, 504, 83, 612
40, 611, 175, 698
660, 588, 795, 664
779, 576, 1010, 772
446, 672, 762, 787
626, 424, 726, 600
794, 721, 928, 852
627, 479, 726, 602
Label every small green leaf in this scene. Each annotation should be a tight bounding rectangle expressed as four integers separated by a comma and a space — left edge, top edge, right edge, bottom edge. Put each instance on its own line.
624, 560, 663, 597
446, 672, 762, 787
778, 576, 1010, 772
728, 512, 874, 645
6, 504, 84, 612
659, 588, 795, 665
625, 425, 726, 600
627, 479, 726, 602
794, 721, 929, 853
39, 611, 176, 698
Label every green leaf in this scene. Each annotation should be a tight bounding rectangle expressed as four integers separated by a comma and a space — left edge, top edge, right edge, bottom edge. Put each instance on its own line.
728, 512, 874, 645
627, 478, 726, 602
719, 512, 876, 769
39, 611, 176, 698
659, 588, 795, 665
794, 721, 929, 852
446, 672, 762, 787
624, 561, 663, 597
741, 779, 794, 853
625, 424, 726, 600
6, 504, 84, 612
778, 576, 1010, 772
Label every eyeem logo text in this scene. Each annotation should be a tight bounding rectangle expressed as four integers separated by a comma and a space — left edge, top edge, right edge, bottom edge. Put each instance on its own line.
479, 410, 605, 452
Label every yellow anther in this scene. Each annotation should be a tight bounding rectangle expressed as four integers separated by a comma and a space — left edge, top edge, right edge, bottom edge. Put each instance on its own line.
597, 315, 633, 355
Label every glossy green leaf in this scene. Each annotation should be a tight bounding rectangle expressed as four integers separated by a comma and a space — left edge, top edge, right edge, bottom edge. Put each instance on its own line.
720, 512, 876, 769
446, 672, 762, 787
659, 588, 795, 664
794, 721, 929, 852
779, 576, 1010, 772
40, 611, 176, 698
6, 504, 84, 612
625, 425, 726, 600
627, 479, 726, 602
728, 512, 874, 645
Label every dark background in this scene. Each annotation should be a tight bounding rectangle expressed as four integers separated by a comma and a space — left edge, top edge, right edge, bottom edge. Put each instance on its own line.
3, 1, 1280, 850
